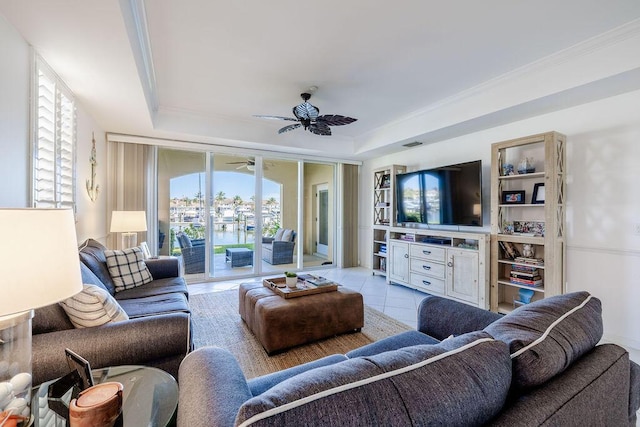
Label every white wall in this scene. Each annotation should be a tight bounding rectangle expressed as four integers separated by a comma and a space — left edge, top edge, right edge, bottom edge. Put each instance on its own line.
0, 15, 107, 241
361, 89, 640, 353
0, 13, 30, 207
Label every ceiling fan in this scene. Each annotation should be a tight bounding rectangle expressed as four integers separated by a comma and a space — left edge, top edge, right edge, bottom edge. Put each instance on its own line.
255, 92, 357, 136
226, 158, 270, 171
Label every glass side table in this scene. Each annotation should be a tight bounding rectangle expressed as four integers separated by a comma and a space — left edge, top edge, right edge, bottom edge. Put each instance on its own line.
31, 365, 178, 427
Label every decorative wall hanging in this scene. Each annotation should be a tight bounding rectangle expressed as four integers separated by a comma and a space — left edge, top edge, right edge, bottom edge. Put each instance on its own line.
86, 133, 99, 202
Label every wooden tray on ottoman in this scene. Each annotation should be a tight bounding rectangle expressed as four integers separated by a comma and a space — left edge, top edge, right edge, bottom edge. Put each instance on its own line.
263, 277, 338, 298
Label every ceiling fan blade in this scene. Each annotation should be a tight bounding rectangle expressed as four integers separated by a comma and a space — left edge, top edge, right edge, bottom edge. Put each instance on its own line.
236, 165, 246, 169
316, 115, 357, 126
278, 123, 301, 134
293, 102, 319, 121
254, 115, 298, 122
226, 161, 248, 164
308, 123, 332, 136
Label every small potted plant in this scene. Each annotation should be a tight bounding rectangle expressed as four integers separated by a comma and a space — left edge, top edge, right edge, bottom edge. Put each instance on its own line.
284, 271, 297, 288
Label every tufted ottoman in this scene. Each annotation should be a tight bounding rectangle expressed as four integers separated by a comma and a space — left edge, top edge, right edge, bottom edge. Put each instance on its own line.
239, 282, 364, 354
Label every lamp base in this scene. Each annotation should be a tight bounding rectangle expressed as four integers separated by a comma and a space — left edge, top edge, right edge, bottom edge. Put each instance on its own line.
121, 233, 138, 250
0, 310, 34, 425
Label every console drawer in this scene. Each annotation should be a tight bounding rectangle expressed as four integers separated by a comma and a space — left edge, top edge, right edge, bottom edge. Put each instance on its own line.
410, 244, 446, 262
410, 273, 445, 295
410, 258, 445, 279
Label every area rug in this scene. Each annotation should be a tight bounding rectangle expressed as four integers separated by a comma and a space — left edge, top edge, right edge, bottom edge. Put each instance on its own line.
190, 289, 411, 379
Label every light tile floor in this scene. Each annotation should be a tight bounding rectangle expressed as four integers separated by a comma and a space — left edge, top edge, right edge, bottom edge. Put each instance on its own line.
188, 265, 640, 366
188, 266, 426, 330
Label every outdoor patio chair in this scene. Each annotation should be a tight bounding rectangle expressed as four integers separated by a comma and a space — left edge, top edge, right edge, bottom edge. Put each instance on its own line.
262, 228, 296, 265
177, 232, 205, 274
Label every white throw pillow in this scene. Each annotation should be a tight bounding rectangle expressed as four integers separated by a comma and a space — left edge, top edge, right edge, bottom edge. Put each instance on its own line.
104, 247, 153, 292
60, 284, 129, 328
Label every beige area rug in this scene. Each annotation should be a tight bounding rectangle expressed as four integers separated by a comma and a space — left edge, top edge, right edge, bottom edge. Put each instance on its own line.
190, 289, 411, 379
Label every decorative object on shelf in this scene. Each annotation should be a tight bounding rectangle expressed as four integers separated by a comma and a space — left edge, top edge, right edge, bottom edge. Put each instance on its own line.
517, 288, 535, 304
513, 221, 545, 237
499, 241, 520, 260
501, 220, 514, 234
501, 163, 515, 176
532, 183, 545, 204
0, 208, 83, 425
110, 211, 147, 249
380, 174, 391, 188
517, 157, 535, 174
522, 244, 535, 258
501, 190, 526, 204
85, 133, 99, 202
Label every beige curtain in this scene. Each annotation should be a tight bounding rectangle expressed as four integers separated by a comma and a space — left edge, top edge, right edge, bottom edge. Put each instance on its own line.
107, 141, 149, 249
341, 163, 359, 267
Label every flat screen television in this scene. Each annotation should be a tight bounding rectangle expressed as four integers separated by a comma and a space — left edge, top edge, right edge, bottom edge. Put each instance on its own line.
396, 160, 483, 226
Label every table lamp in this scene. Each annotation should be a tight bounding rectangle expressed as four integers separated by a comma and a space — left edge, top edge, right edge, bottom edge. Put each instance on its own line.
110, 211, 147, 249
0, 208, 83, 425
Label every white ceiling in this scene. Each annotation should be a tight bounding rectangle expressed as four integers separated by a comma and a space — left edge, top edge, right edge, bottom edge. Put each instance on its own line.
2, 0, 640, 160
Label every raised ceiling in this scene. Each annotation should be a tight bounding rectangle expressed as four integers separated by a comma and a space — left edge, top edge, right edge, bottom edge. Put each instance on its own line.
1, 0, 640, 159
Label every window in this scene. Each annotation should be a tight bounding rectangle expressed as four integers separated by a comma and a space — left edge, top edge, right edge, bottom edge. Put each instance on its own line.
32, 54, 76, 209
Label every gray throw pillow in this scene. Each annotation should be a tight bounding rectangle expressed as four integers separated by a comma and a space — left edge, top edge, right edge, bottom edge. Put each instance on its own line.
484, 291, 602, 391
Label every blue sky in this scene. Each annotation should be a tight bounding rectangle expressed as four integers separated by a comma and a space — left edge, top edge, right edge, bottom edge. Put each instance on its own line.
171, 172, 280, 201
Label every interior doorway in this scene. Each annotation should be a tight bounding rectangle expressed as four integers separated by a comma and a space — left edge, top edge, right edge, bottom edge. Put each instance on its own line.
316, 183, 329, 257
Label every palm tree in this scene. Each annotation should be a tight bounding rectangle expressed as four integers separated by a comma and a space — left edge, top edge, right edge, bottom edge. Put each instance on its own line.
215, 191, 225, 213
265, 197, 277, 211
232, 195, 243, 208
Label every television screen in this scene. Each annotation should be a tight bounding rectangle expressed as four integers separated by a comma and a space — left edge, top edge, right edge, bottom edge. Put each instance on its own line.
396, 160, 482, 226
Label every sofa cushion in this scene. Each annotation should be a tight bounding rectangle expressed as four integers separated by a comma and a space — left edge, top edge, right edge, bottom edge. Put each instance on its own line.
33, 304, 75, 334
235, 331, 511, 426
78, 238, 117, 294
280, 229, 293, 242
178, 233, 192, 248
114, 276, 189, 300
59, 284, 129, 328
104, 247, 153, 292
273, 229, 285, 241
118, 292, 190, 318
484, 291, 603, 391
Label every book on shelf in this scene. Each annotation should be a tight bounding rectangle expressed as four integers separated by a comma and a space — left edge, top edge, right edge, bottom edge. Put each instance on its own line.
509, 276, 543, 287
499, 241, 520, 260
510, 270, 541, 280
514, 256, 544, 266
400, 234, 416, 242
511, 264, 539, 273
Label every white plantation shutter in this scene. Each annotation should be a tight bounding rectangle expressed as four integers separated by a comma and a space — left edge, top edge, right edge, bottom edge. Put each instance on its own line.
33, 56, 76, 209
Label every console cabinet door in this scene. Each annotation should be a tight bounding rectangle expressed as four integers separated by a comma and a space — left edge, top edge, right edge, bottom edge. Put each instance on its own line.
388, 240, 409, 284
446, 249, 479, 304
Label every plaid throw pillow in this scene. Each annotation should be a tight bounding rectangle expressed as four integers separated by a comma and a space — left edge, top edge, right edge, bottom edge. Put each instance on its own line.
59, 284, 129, 328
104, 247, 153, 292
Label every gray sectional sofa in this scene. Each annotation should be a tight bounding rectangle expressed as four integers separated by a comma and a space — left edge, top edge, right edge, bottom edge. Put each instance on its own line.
178, 292, 640, 426
31, 239, 192, 385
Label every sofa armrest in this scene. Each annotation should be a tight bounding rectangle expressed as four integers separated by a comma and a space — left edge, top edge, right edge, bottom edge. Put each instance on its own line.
32, 312, 191, 385
417, 295, 501, 340
190, 238, 205, 246
145, 257, 180, 279
178, 347, 252, 427
262, 237, 275, 244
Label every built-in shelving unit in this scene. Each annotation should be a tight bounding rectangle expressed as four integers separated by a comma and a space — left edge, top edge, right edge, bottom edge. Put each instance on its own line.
490, 131, 566, 314
372, 165, 405, 276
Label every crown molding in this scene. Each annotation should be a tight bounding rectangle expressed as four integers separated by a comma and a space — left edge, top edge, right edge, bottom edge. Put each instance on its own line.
358, 18, 640, 143
119, 0, 159, 118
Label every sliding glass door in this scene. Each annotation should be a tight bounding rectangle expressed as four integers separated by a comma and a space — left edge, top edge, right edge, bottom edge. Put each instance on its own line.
156, 147, 337, 282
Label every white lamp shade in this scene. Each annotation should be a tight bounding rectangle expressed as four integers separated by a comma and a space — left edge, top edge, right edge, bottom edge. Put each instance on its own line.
0, 208, 83, 317
110, 211, 147, 232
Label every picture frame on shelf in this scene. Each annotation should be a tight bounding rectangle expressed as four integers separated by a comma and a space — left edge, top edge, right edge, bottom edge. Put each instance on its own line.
502, 190, 526, 204
499, 241, 520, 260
513, 221, 545, 237
532, 183, 545, 204
380, 174, 391, 188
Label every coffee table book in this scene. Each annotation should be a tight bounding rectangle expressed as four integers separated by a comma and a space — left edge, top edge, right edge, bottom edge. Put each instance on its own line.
263, 277, 338, 299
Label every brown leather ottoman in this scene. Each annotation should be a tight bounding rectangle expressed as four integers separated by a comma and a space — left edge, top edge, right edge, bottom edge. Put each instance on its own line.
239, 282, 364, 354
